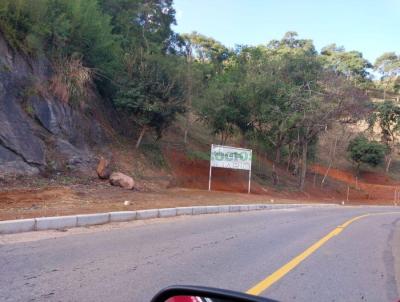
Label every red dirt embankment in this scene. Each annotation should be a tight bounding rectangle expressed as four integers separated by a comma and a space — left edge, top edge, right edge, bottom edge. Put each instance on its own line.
165, 149, 265, 194
166, 148, 400, 204
166, 149, 350, 202
310, 164, 400, 202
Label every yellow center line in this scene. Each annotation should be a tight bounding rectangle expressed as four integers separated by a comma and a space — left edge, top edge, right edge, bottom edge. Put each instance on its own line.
246, 212, 398, 296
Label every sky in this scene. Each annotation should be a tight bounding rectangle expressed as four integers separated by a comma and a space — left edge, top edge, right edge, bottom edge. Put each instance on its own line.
173, 0, 399, 64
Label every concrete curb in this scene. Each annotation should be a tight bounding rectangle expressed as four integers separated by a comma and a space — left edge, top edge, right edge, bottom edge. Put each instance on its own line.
77, 213, 110, 227
0, 219, 36, 234
0, 203, 338, 235
110, 211, 137, 222
136, 209, 158, 220
36, 216, 77, 231
159, 208, 177, 218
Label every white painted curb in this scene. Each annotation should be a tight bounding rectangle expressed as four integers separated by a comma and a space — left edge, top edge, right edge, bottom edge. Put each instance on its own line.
206, 206, 220, 214
110, 211, 137, 222
36, 216, 77, 231
229, 205, 241, 212
239, 205, 250, 211
176, 207, 193, 216
77, 213, 110, 227
0, 203, 338, 235
0, 219, 35, 234
192, 206, 208, 215
218, 205, 231, 213
159, 208, 177, 218
136, 209, 158, 220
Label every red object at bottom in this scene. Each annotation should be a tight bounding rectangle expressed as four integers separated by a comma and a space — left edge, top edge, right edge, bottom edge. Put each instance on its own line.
166, 296, 203, 302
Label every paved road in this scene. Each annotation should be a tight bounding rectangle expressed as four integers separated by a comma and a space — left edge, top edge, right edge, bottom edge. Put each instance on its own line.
1, 206, 400, 302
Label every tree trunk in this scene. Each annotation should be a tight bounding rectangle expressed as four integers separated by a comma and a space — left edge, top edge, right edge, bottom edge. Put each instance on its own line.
287, 143, 295, 172
184, 54, 192, 145
356, 163, 361, 176
275, 147, 281, 164
220, 132, 226, 145
272, 163, 279, 185
386, 155, 392, 174
321, 136, 338, 187
183, 128, 188, 145
299, 141, 308, 191
135, 126, 147, 149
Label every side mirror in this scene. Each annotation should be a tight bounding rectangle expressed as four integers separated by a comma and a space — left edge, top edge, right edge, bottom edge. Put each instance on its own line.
151, 285, 279, 302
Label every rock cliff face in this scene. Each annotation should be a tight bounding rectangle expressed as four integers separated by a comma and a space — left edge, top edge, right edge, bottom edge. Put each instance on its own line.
0, 34, 109, 179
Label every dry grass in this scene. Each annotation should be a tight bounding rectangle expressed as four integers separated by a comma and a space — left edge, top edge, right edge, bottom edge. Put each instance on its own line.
50, 57, 93, 105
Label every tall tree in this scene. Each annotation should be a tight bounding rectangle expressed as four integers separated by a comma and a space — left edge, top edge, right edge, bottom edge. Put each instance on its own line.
368, 100, 400, 173
374, 52, 400, 97
115, 53, 185, 148
321, 44, 372, 86
180, 32, 232, 144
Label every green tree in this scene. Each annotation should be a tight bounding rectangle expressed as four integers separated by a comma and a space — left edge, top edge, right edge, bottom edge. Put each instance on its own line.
115, 53, 185, 148
180, 32, 231, 65
374, 52, 400, 96
368, 100, 400, 173
99, 0, 177, 53
347, 135, 387, 174
195, 60, 250, 144
321, 44, 372, 86
106, 0, 185, 147
180, 32, 233, 144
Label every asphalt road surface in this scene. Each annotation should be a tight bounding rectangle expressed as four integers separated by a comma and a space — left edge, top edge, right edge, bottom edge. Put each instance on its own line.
1, 206, 400, 302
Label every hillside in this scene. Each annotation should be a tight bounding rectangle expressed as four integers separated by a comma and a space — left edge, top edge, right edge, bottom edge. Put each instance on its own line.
1, 0, 400, 221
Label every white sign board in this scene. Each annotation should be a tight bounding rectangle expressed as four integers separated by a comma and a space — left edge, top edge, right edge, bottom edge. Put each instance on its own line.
210, 145, 252, 170
208, 144, 253, 193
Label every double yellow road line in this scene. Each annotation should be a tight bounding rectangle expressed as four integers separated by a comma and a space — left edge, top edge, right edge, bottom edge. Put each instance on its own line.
246, 212, 398, 296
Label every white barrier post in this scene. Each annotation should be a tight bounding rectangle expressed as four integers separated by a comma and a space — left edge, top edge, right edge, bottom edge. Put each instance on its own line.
208, 163, 212, 191
248, 169, 251, 194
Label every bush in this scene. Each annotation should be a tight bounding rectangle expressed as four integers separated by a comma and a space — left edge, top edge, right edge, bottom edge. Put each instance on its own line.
347, 135, 387, 174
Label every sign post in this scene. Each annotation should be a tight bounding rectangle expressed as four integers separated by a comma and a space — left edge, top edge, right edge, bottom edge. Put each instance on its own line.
209, 144, 252, 193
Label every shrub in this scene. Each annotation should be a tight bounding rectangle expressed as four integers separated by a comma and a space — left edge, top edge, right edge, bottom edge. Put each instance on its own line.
347, 135, 387, 174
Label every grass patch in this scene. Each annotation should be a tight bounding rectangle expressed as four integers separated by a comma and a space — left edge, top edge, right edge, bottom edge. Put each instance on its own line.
186, 149, 210, 161
140, 143, 167, 168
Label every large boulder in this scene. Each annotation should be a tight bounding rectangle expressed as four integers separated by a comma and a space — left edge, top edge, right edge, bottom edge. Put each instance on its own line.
96, 156, 112, 179
109, 172, 135, 190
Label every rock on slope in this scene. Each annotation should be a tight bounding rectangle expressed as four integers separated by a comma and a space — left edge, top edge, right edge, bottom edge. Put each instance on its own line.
0, 33, 110, 179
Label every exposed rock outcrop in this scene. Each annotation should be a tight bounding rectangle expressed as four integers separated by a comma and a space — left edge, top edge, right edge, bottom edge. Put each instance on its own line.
0, 33, 110, 178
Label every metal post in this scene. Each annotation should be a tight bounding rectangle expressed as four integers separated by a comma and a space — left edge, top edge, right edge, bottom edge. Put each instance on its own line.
208, 144, 213, 191
346, 185, 350, 202
208, 164, 212, 191
397, 188, 400, 206
248, 169, 251, 194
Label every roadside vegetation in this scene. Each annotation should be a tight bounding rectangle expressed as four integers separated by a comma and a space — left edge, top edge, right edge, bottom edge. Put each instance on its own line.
0, 0, 400, 191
